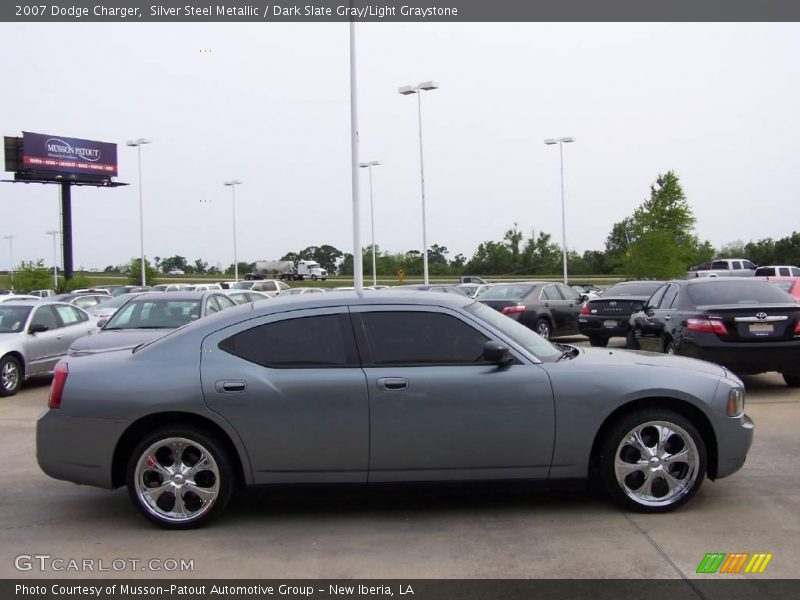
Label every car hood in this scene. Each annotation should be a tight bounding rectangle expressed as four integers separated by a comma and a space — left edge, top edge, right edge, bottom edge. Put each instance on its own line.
572, 346, 728, 378
69, 328, 172, 355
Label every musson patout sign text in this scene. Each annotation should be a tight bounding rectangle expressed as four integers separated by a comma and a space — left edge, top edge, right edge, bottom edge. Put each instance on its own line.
16, 583, 416, 596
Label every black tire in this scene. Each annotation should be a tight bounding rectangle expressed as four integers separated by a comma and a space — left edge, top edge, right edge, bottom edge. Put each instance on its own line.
664, 338, 680, 355
126, 426, 235, 529
0, 354, 22, 397
534, 318, 551, 339
588, 336, 609, 348
600, 408, 706, 513
311, 275, 318, 281
782, 373, 800, 388
626, 328, 639, 350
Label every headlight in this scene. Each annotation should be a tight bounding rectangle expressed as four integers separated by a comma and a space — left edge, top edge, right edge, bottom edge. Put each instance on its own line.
727, 387, 745, 417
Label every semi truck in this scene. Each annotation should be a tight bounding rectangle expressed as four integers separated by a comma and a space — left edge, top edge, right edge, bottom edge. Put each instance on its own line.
245, 259, 328, 281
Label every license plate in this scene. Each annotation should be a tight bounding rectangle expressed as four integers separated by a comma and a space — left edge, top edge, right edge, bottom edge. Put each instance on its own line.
749, 323, 774, 334
603, 320, 618, 328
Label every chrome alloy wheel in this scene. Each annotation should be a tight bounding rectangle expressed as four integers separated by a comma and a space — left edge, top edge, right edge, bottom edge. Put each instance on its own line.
1, 360, 20, 392
614, 421, 699, 508
536, 321, 550, 339
134, 437, 220, 524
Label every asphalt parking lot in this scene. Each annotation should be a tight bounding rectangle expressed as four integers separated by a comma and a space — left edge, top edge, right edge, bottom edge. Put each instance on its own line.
1, 337, 798, 580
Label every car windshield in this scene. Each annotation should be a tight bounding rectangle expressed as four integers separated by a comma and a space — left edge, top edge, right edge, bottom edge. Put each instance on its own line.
232, 282, 252, 290
605, 282, 663, 297
688, 280, 795, 305
466, 302, 561, 360
478, 284, 535, 300
104, 299, 202, 329
95, 294, 141, 309
0, 307, 31, 333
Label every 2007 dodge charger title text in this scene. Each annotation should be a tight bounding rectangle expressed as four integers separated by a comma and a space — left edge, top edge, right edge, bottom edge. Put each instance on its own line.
36, 291, 753, 528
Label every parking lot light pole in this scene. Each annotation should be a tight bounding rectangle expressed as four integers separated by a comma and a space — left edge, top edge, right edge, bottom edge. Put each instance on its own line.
46, 230, 59, 289
223, 180, 242, 282
399, 81, 439, 285
4, 235, 16, 289
126, 138, 152, 286
359, 161, 381, 286
544, 136, 575, 285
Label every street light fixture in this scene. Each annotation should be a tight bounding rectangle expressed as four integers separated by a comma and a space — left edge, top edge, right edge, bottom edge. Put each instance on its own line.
399, 80, 439, 285
126, 138, 152, 286
46, 230, 59, 290
3, 235, 16, 289
223, 180, 242, 281
359, 161, 381, 286
544, 136, 575, 284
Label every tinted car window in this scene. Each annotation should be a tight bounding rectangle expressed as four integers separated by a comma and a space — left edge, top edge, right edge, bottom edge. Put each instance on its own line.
711, 261, 728, 269
605, 282, 664, 297
792, 268, 800, 277
359, 311, 489, 366
732, 261, 742, 270
219, 314, 356, 368
755, 267, 775, 276
31, 305, 60, 331
688, 281, 795, 306
660, 285, 679, 309
743, 261, 756, 270
479, 285, 534, 301
646, 285, 668, 309
556, 284, 580, 301
540, 285, 561, 301
105, 300, 201, 329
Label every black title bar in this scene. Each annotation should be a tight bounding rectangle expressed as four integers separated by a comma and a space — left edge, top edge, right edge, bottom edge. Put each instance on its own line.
3, 0, 800, 22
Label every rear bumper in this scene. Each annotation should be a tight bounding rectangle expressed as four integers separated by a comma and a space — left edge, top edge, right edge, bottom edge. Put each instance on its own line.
681, 338, 800, 374
578, 316, 630, 338
36, 409, 123, 489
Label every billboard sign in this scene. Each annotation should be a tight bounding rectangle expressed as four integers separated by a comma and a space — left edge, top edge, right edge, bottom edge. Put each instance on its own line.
21, 131, 118, 177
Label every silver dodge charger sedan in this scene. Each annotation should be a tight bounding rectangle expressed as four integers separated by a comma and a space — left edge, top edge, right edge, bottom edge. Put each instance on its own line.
37, 292, 753, 528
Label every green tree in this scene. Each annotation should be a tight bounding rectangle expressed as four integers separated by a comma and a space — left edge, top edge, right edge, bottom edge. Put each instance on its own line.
12, 260, 53, 292
159, 255, 189, 274
128, 258, 159, 285
625, 171, 705, 279
193, 258, 208, 275
64, 275, 93, 292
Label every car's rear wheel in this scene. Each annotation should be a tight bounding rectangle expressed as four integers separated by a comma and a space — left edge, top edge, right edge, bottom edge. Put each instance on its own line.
588, 336, 609, 347
0, 355, 22, 397
600, 409, 706, 512
664, 338, 680, 355
782, 373, 800, 388
127, 426, 234, 529
534, 318, 551, 339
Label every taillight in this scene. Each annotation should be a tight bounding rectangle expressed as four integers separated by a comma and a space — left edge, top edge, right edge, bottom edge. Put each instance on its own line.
687, 318, 728, 335
580, 303, 590, 314
49, 362, 68, 409
502, 304, 526, 315
794, 320, 800, 335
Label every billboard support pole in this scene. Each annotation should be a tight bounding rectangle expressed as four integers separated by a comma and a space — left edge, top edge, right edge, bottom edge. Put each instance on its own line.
60, 182, 73, 283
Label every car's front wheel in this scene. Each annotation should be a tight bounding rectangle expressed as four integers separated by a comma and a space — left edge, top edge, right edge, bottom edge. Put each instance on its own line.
600, 409, 706, 512
127, 426, 234, 529
626, 328, 640, 350
311, 274, 318, 281
0, 355, 22, 397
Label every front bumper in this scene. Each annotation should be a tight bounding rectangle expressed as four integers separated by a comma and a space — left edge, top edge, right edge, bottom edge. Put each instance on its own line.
36, 409, 123, 489
714, 412, 754, 479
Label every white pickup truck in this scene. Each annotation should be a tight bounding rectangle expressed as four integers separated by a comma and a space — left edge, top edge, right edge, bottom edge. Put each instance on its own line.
687, 258, 757, 278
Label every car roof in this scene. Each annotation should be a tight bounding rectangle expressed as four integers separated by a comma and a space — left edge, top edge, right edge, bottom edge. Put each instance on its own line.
120, 291, 221, 301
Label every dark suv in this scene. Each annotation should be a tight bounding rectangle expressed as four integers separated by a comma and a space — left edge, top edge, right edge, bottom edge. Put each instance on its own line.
478, 282, 583, 339
629, 278, 800, 386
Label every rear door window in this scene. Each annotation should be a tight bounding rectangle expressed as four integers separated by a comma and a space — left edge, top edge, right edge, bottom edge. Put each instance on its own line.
357, 311, 489, 366
647, 285, 669, 309
711, 260, 728, 270
659, 285, 680, 309
540, 285, 561, 301
31, 305, 61, 331
54, 305, 83, 326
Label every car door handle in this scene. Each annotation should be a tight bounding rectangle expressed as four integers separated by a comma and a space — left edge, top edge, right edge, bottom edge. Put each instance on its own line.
665, 316, 671, 321
216, 380, 246, 393
377, 377, 408, 391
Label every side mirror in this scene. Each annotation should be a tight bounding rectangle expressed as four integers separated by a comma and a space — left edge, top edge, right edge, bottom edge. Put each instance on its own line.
97, 318, 108, 328
631, 301, 645, 313
483, 340, 512, 364
29, 323, 48, 334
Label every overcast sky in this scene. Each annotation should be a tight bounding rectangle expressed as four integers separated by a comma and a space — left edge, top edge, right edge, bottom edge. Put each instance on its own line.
2, 22, 799, 271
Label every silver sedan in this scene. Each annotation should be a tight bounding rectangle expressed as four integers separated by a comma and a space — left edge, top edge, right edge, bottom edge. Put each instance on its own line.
37, 292, 753, 528
0, 301, 96, 397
